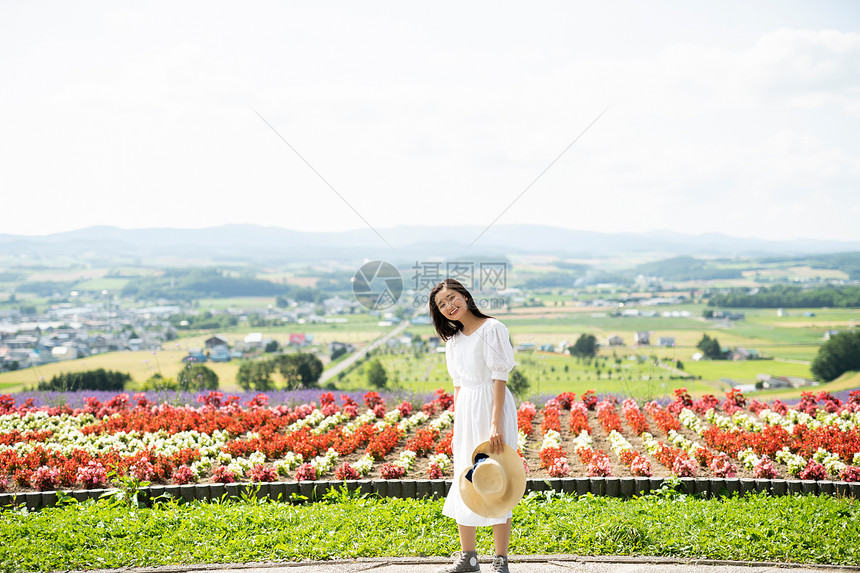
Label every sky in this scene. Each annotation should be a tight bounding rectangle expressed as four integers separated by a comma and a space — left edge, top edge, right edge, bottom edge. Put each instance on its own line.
1, 1, 859, 243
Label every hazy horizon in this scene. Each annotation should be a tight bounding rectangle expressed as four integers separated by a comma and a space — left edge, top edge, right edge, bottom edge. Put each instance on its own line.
4, 221, 860, 247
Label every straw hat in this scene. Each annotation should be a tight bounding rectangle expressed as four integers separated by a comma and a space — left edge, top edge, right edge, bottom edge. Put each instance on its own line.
458, 441, 527, 518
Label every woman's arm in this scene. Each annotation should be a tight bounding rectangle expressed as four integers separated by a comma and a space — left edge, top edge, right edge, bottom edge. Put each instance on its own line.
489, 378, 506, 454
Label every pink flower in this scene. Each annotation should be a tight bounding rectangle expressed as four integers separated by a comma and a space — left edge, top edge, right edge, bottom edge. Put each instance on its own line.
427, 461, 443, 479
212, 465, 237, 483
363, 391, 384, 409
129, 460, 156, 482
76, 461, 108, 489
247, 464, 277, 482
518, 402, 537, 417
380, 463, 405, 479
335, 462, 359, 480
321, 402, 340, 417
630, 454, 653, 477
839, 466, 860, 482
343, 404, 358, 419
672, 455, 697, 478
396, 400, 414, 417
548, 457, 570, 477
709, 453, 738, 478
754, 455, 779, 479
586, 451, 613, 477
799, 460, 827, 481
294, 463, 317, 481
172, 465, 196, 485
31, 466, 60, 491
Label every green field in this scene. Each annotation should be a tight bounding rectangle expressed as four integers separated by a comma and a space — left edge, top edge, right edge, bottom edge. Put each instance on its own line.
0, 350, 242, 392
682, 358, 813, 384
336, 349, 717, 400
194, 297, 279, 310
72, 277, 131, 291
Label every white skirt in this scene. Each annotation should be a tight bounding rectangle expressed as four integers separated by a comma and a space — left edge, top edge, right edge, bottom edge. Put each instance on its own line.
441, 382, 518, 527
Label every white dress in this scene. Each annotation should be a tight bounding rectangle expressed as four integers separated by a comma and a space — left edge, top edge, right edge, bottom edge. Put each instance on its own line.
441, 317, 518, 527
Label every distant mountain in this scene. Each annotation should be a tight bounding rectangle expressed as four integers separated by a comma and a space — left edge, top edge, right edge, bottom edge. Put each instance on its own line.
0, 224, 858, 264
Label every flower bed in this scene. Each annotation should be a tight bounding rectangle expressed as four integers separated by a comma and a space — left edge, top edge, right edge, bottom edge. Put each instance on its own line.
1, 388, 859, 494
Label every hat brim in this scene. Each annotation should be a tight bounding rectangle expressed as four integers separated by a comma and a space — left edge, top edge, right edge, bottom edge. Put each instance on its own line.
459, 441, 526, 519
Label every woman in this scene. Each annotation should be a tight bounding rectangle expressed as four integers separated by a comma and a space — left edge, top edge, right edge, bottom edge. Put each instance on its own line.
430, 278, 518, 573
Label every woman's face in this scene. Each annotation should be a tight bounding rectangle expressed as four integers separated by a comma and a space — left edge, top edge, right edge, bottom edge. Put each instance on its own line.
434, 287, 469, 321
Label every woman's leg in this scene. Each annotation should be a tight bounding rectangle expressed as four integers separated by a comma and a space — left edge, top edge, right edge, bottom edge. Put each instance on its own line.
458, 524, 477, 551
491, 518, 512, 556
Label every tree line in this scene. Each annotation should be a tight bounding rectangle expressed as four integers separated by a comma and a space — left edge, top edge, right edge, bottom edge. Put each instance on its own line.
236, 352, 323, 391
38, 369, 131, 392
708, 285, 860, 308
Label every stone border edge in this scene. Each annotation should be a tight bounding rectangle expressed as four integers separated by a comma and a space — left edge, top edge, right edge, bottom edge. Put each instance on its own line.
2, 476, 858, 510
65, 554, 860, 573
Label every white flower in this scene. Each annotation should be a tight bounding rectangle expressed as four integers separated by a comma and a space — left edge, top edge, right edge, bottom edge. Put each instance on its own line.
571, 430, 592, 452
737, 448, 760, 469
429, 453, 451, 470
274, 453, 303, 476
383, 409, 402, 425
398, 411, 429, 432
353, 454, 375, 476
679, 408, 704, 434
608, 430, 633, 457
430, 410, 455, 430
517, 430, 528, 452
313, 412, 348, 435
395, 449, 416, 472
226, 461, 247, 477
310, 448, 339, 476
775, 447, 806, 477
540, 430, 562, 451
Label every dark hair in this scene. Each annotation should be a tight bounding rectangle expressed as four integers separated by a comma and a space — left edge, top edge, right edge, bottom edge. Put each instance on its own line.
429, 278, 493, 341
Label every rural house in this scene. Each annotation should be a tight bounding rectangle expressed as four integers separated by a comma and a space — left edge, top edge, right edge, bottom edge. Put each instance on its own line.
204, 335, 230, 349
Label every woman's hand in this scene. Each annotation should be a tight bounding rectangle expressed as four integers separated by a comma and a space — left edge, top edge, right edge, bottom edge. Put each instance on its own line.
489, 423, 504, 454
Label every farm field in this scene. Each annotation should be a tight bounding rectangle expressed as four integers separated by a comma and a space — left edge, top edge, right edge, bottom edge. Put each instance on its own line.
172, 319, 385, 350
194, 296, 279, 310
0, 349, 241, 390
2, 305, 858, 399
682, 359, 813, 384
339, 350, 722, 399
758, 371, 860, 400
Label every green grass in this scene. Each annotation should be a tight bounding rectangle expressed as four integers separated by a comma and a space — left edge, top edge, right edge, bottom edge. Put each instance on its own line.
337, 350, 720, 400
73, 277, 130, 291
1, 490, 857, 570
682, 359, 813, 384
195, 296, 279, 310
753, 345, 819, 361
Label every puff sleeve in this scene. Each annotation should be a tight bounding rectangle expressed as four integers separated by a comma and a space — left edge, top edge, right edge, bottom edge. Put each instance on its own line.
445, 337, 462, 387
482, 320, 516, 382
